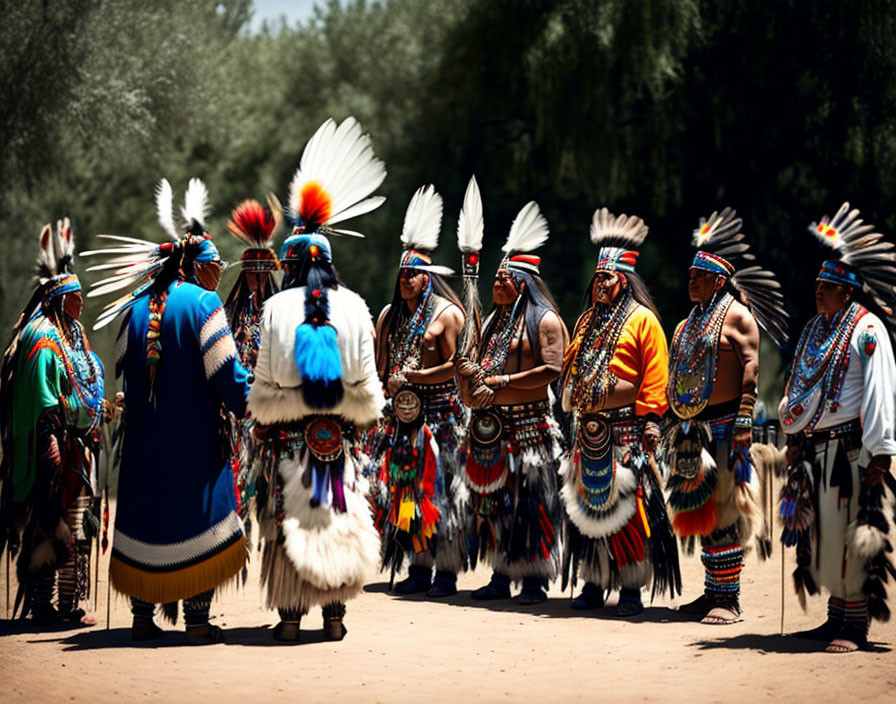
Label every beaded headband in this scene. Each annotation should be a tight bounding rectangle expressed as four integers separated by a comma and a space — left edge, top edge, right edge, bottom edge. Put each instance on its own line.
596, 246, 638, 273
399, 248, 433, 268
817, 259, 861, 288
45, 273, 81, 300
691, 250, 735, 278
240, 248, 278, 271
280, 232, 333, 264
501, 253, 541, 275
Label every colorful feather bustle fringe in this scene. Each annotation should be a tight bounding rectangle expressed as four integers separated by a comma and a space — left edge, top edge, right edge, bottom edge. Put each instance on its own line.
375, 424, 440, 573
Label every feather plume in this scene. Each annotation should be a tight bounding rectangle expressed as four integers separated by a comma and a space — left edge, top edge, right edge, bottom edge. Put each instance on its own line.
589, 207, 648, 249
692, 207, 743, 252
181, 178, 209, 230
36, 218, 77, 282
288, 117, 386, 233
502, 201, 548, 254
37, 224, 56, 281
155, 179, 179, 240
228, 199, 276, 248
401, 184, 443, 251
457, 176, 484, 253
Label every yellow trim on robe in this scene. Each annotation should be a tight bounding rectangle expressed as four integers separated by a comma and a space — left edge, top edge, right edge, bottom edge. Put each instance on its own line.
109, 535, 247, 604
608, 305, 669, 417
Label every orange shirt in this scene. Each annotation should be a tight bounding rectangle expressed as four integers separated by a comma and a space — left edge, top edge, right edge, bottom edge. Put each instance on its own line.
609, 305, 669, 417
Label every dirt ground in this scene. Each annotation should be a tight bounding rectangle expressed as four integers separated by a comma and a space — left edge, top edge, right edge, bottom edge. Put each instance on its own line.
1, 497, 894, 704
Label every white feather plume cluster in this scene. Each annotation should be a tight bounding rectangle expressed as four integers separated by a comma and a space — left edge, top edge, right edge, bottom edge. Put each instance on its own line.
502, 201, 549, 254
400, 184, 443, 251
288, 117, 387, 236
181, 178, 209, 230
37, 217, 76, 282
589, 207, 648, 248
456, 175, 484, 253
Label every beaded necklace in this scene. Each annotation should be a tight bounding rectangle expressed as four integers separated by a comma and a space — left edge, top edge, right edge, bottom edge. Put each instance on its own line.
667, 291, 733, 419
233, 291, 263, 371
561, 287, 635, 411
387, 280, 435, 375
479, 295, 524, 375
783, 301, 865, 427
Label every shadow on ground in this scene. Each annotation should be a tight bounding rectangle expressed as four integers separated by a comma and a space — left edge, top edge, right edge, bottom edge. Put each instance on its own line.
11, 624, 339, 651
364, 581, 694, 623
691, 632, 892, 654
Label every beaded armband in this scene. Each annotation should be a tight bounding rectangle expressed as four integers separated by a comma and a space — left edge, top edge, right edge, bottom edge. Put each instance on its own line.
733, 391, 756, 431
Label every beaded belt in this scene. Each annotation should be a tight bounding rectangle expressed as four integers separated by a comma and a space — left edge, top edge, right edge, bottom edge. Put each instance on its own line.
412, 380, 457, 398
495, 399, 551, 421
592, 405, 641, 446
803, 418, 862, 444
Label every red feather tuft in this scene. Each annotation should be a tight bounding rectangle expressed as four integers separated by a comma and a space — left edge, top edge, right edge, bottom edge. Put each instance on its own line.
228, 199, 276, 246
298, 181, 332, 227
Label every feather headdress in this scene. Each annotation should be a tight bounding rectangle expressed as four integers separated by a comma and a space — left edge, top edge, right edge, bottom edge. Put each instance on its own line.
500, 201, 549, 275
456, 176, 484, 357
37, 218, 76, 283
811, 202, 896, 323
287, 117, 386, 237
397, 184, 453, 276
82, 177, 219, 330
227, 195, 282, 271
589, 207, 648, 273
691, 207, 789, 346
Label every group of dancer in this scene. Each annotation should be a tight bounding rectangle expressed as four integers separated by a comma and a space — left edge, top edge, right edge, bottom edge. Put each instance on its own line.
1, 116, 894, 655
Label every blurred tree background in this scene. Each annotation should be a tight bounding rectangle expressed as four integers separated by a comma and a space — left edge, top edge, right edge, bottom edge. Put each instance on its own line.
3, 0, 896, 406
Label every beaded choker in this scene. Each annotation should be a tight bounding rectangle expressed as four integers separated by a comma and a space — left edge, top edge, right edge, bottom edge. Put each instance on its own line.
781, 301, 866, 431
667, 291, 734, 420
561, 287, 635, 411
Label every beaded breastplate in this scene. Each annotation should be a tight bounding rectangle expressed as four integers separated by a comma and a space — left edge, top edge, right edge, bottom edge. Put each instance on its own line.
667, 292, 734, 420
780, 302, 866, 433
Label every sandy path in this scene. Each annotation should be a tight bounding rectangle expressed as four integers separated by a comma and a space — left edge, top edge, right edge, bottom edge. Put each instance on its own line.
1, 500, 894, 704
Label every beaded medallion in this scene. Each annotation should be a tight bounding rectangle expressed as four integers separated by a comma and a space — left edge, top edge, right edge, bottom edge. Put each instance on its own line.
667, 291, 734, 420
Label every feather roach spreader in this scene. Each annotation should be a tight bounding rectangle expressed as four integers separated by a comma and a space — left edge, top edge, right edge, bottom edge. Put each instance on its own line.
779, 203, 896, 642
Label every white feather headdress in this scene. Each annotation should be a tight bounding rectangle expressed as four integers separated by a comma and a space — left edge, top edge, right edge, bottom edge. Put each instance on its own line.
287, 117, 386, 237
500, 201, 549, 275
82, 177, 216, 330
397, 184, 453, 276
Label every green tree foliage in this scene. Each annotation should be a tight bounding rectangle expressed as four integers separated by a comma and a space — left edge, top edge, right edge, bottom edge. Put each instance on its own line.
2, 0, 896, 406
